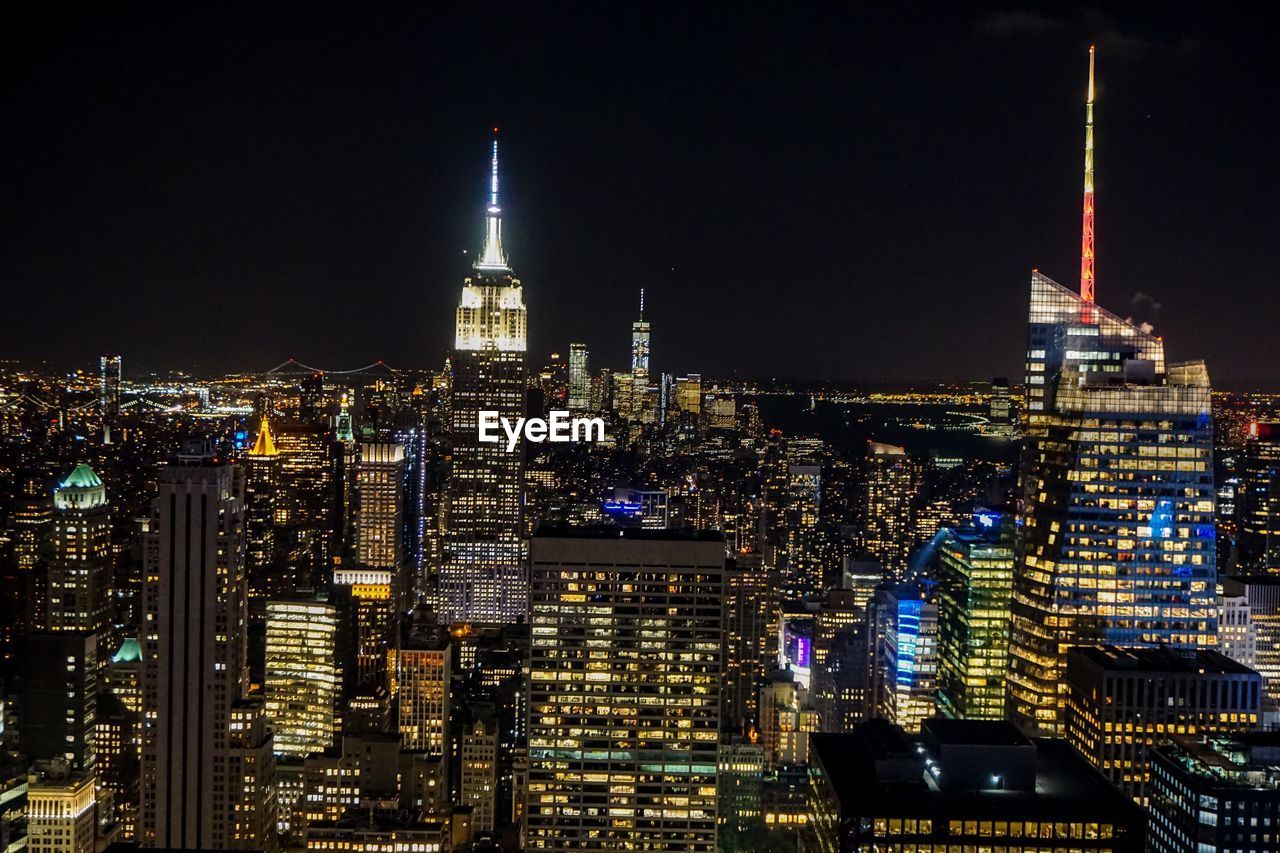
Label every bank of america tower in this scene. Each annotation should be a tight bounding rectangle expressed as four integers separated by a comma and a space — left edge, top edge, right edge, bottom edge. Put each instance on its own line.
1007, 49, 1218, 735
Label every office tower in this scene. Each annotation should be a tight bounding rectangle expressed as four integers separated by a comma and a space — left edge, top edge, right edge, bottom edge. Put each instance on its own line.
808, 718, 1144, 851
5, 470, 54, 655
1009, 272, 1218, 734
226, 699, 278, 852
987, 376, 1015, 435
274, 421, 339, 589
1238, 421, 1280, 573
26, 761, 96, 853
441, 135, 528, 625
526, 530, 724, 851
460, 712, 498, 833
782, 462, 822, 601
759, 672, 818, 767
265, 596, 339, 757
141, 455, 275, 849
46, 464, 113, 666
18, 632, 97, 770
1147, 733, 1280, 852
811, 589, 869, 733
397, 637, 451, 754
675, 373, 702, 416
298, 733, 400, 824
716, 739, 765, 838
934, 512, 1014, 720
96, 690, 138, 841
354, 442, 405, 572
722, 554, 780, 731
1218, 579, 1256, 669
243, 418, 285, 605
869, 581, 938, 733
1009, 50, 1218, 735
566, 343, 589, 411
863, 443, 916, 579
619, 289, 655, 425
1222, 575, 1280, 709
106, 637, 142, 715
333, 567, 397, 697
1064, 645, 1262, 803
99, 354, 122, 418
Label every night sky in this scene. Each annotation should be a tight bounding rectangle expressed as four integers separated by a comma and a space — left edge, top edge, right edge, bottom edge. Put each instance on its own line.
4, 5, 1278, 384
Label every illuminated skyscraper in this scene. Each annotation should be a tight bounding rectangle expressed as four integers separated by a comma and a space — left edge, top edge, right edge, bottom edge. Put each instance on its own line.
47, 464, 112, 655
863, 443, 916, 579
526, 530, 724, 851
141, 454, 276, 849
934, 512, 1014, 721
460, 711, 498, 833
721, 554, 780, 731
566, 343, 590, 412
274, 421, 339, 589
99, 354, 122, 418
26, 761, 96, 853
244, 418, 285, 606
1007, 274, 1218, 736
1222, 575, 1280, 711
1064, 645, 1261, 803
441, 134, 528, 625
226, 699, 279, 852
1238, 421, 1280, 573
265, 596, 339, 757
333, 567, 397, 697
1007, 50, 1218, 736
625, 290, 655, 425
18, 631, 98, 771
782, 461, 823, 601
870, 581, 938, 733
396, 637, 451, 755
354, 442, 405, 580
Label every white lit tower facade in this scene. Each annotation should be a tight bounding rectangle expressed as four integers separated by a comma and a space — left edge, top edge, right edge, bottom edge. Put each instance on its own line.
1007, 48, 1218, 735
567, 343, 590, 412
441, 134, 529, 625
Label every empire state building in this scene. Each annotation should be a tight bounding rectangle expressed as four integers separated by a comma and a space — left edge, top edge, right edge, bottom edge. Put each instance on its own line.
440, 135, 528, 624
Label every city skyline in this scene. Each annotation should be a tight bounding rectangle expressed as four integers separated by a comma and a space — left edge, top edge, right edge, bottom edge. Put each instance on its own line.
5, 6, 1279, 383
5, 8, 1280, 852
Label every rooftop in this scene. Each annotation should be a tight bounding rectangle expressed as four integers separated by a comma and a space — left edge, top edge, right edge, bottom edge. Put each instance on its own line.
810, 720, 1143, 824
58, 462, 102, 490
1069, 644, 1258, 676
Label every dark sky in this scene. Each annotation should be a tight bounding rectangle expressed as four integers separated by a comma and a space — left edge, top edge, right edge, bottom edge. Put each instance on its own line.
4, 4, 1277, 383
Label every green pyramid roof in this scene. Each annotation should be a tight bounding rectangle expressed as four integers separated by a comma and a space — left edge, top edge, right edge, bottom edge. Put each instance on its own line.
112, 637, 142, 663
59, 463, 103, 490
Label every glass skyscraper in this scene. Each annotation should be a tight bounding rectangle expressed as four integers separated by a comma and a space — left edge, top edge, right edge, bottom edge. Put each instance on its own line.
1008, 272, 1218, 735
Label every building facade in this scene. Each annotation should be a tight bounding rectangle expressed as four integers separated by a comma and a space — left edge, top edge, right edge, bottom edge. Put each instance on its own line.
526, 530, 724, 851
265, 596, 339, 757
1008, 272, 1218, 736
441, 137, 528, 625
1063, 645, 1262, 803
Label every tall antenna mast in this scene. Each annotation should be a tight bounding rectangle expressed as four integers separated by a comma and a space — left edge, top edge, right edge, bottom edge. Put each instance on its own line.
1080, 46, 1096, 304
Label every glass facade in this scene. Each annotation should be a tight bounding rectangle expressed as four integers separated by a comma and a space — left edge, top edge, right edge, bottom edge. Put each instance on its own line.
935, 519, 1014, 721
526, 533, 724, 851
1009, 273, 1218, 735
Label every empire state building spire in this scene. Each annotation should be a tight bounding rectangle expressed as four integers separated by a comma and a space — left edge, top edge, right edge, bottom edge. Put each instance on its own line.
1079, 46, 1096, 304
476, 130, 509, 272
